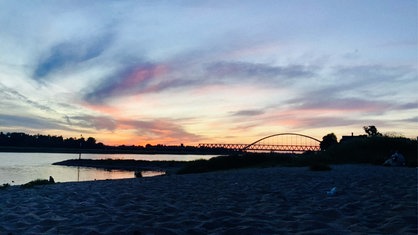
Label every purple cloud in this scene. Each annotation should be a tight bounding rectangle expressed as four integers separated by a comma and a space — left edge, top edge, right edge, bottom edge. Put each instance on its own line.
121, 119, 201, 142
33, 35, 113, 79
84, 62, 165, 104
206, 62, 316, 81
69, 115, 117, 131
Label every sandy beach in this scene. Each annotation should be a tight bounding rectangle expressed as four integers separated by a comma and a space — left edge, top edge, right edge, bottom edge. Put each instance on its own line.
0, 165, 416, 234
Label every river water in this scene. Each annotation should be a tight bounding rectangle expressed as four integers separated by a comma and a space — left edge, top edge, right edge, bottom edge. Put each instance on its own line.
0, 153, 216, 185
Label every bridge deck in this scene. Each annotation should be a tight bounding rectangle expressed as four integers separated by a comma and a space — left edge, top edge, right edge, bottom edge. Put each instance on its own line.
198, 143, 320, 152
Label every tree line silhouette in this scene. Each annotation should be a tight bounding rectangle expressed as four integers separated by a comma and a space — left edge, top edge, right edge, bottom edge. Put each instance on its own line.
0, 132, 103, 149
0, 132, 235, 155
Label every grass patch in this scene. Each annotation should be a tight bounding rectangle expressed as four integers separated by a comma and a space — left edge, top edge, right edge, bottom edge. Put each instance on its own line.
0, 183, 10, 190
21, 178, 55, 188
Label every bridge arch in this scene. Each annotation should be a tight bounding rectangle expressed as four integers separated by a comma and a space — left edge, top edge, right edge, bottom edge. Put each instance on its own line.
242, 133, 321, 151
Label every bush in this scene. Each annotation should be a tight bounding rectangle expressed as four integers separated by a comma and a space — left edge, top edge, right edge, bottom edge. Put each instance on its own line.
321, 136, 417, 166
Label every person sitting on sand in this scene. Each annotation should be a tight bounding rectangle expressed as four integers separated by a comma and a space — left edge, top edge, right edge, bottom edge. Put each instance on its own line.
383, 151, 405, 166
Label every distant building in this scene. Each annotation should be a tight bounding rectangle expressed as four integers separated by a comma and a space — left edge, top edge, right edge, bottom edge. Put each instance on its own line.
340, 132, 367, 142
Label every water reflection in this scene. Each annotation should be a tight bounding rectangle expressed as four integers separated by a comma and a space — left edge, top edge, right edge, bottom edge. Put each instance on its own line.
76, 167, 134, 182
0, 153, 211, 185
70, 162, 167, 182
136, 170, 166, 178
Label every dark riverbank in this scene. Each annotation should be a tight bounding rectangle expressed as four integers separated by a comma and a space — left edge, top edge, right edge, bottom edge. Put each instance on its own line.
53, 159, 188, 172
0, 146, 121, 154
0, 146, 234, 155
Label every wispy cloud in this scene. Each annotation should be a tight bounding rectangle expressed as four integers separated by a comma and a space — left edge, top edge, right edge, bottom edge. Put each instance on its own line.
121, 119, 201, 143
400, 116, 418, 123
0, 83, 56, 113
68, 115, 117, 131
396, 102, 417, 110
289, 116, 357, 129
334, 64, 416, 82
84, 62, 168, 104
287, 96, 392, 113
206, 62, 316, 81
289, 64, 418, 110
0, 114, 69, 131
64, 114, 202, 143
232, 109, 265, 117
33, 34, 113, 80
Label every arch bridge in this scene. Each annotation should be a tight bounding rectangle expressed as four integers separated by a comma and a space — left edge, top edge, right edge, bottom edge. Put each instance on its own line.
199, 133, 321, 152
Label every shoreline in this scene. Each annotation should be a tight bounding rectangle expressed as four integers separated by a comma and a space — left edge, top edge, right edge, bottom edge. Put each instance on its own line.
0, 165, 416, 234
0, 146, 231, 155
53, 159, 188, 172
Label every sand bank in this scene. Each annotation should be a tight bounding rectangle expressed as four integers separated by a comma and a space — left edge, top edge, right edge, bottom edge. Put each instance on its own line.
0, 165, 416, 234
53, 159, 187, 172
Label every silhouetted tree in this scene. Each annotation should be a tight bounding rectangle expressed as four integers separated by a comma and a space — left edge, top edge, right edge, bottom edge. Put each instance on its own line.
85, 137, 96, 148
320, 133, 338, 151
363, 125, 382, 137
0, 132, 7, 146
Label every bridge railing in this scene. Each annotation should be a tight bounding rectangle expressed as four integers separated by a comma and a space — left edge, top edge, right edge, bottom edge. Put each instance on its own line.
199, 133, 321, 153
198, 143, 320, 152
244, 144, 320, 152
198, 143, 246, 151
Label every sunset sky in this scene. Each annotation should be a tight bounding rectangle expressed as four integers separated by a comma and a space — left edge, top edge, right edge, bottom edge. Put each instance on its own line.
0, 1, 417, 146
